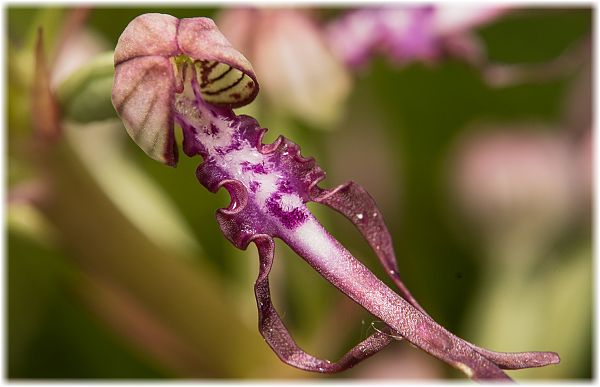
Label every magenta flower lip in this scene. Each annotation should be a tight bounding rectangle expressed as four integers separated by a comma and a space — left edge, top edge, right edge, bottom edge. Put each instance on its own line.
112, 13, 560, 381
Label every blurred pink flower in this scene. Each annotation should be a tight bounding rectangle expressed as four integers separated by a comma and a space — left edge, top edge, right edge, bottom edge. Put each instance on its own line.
218, 8, 351, 128
51, 28, 108, 87
326, 5, 509, 69
574, 129, 592, 209
451, 128, 583, 239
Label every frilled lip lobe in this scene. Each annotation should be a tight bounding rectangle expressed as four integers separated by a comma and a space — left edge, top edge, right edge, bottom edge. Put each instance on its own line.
111, 12, 560, 381
111, 13, 259, 166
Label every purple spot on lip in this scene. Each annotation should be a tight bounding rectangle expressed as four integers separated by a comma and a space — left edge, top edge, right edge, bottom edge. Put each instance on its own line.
203, 123, 219, 136
252, 164, 268, 174
241, 162, 269, 174
278, 180, 294, 194
249, 181, 260, 193
222, 139, 243, 154
265, 193, 307, 229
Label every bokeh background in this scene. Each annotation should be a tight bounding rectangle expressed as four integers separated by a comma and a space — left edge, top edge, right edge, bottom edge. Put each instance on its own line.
7, 5, 592, 380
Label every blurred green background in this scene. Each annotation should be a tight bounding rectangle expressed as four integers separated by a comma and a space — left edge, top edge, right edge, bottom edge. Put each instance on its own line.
7, 6, 592, 380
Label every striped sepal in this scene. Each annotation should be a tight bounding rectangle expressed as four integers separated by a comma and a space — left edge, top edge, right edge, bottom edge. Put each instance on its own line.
197, 61, 256, 106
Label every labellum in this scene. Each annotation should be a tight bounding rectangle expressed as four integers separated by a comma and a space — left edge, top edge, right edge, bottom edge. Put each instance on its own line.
112, 13, 559, 380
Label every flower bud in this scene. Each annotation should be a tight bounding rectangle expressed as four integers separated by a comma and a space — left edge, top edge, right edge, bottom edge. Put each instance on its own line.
57, 51, 115, 123
452, 128, 577, 239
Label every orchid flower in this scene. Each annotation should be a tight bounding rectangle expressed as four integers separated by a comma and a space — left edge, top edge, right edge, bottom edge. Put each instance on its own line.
449, 127, 591, 380
326, 5, 508, 69
453, 129, 578, 237
111, 13, 559, 380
